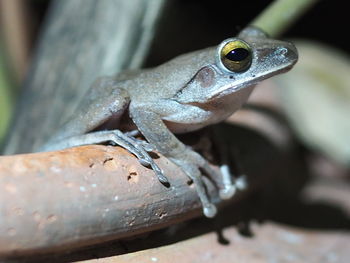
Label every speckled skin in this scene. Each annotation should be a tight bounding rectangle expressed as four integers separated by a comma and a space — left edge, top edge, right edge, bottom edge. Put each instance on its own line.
41, 27, 298, 217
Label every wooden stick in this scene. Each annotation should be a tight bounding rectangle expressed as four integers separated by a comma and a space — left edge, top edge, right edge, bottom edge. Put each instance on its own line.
0, 118, 291, 258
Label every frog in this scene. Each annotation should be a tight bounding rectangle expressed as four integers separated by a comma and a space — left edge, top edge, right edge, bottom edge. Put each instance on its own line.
39, 26, 298, 218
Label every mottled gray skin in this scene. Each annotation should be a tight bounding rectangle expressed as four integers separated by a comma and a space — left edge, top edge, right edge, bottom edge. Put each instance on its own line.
40, 27, 298, 217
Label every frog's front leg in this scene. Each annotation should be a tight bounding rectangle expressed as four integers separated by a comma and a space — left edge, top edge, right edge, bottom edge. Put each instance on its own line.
130, 107, 226, 218
39, 83, 169, 184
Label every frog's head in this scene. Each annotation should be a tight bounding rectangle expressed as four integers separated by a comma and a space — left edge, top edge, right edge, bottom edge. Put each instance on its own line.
174, 26, 298, 103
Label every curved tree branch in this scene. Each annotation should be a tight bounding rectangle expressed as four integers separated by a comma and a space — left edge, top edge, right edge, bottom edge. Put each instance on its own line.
0, 112, 300, 259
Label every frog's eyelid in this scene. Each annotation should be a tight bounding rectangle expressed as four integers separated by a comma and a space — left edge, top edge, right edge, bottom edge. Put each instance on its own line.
238, 26, 269, 39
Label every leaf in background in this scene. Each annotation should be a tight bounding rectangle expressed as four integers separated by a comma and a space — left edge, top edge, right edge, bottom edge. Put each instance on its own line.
0, 46, 13, 145
276, 41, 350, 166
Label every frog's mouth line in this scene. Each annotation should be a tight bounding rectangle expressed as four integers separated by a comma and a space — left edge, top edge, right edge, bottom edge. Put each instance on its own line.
208, 62, 296, 100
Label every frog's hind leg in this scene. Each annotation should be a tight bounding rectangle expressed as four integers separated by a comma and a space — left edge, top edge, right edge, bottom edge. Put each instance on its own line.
219, 164, 247, 197
169, 156, 218, 218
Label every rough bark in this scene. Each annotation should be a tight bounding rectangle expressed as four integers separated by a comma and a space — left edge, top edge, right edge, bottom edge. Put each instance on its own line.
0, 116, 303, 259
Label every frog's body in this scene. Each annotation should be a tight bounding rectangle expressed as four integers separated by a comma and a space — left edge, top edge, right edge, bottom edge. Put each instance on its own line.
40, 27, 298, 217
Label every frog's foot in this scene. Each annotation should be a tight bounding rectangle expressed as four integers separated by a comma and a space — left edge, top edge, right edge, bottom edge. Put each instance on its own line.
47, 130, 169, 184
171, 149, 249, 217
219, 164, 247, 199
170, 150, 221, 218
219, 164, 236, 199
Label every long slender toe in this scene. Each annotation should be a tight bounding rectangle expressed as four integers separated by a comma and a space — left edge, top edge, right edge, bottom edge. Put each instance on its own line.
139, 159, 151, 166
156, 172, 170, 185
219, 185, 236, 199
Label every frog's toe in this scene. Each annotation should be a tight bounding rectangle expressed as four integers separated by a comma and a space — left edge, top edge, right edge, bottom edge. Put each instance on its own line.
203, 203, 217, 218
130, 138, 155, 152
139, 158, 150, 166
138, 141, 155, 152
141, 157, 169, 185
235, 175, 248, 190
156, 171, 170, 185
219, 185, 236, 199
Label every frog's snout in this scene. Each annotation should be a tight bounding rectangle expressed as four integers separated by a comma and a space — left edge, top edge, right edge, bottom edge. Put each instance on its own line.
278, 42, 298, 65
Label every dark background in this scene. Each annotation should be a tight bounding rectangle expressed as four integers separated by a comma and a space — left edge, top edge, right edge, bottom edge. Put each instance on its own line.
28, 0, 348, 68
146, 0, 348, 65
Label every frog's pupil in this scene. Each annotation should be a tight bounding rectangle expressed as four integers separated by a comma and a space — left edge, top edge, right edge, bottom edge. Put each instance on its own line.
225, 48, 249, 61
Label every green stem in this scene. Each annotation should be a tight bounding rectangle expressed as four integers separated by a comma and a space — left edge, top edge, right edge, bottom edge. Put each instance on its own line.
251, 0, 319, 37
0, 43, 13, 144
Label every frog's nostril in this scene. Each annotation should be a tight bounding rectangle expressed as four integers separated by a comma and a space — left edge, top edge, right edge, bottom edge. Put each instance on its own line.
276, 47, 288, 56
276, 43, 298, 62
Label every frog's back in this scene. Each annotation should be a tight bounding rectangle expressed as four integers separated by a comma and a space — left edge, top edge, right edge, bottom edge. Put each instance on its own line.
124, 47, 217, 100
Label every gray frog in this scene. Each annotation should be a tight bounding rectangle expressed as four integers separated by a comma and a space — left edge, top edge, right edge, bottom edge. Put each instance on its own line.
40, 27, 298, 217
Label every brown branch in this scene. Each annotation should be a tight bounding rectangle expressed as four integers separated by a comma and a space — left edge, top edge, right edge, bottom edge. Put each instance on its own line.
0, 117, 294, 259
0, 145, 205, 256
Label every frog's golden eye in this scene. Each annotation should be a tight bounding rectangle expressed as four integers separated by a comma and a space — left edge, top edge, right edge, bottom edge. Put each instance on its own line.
220, 40, 252, 72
